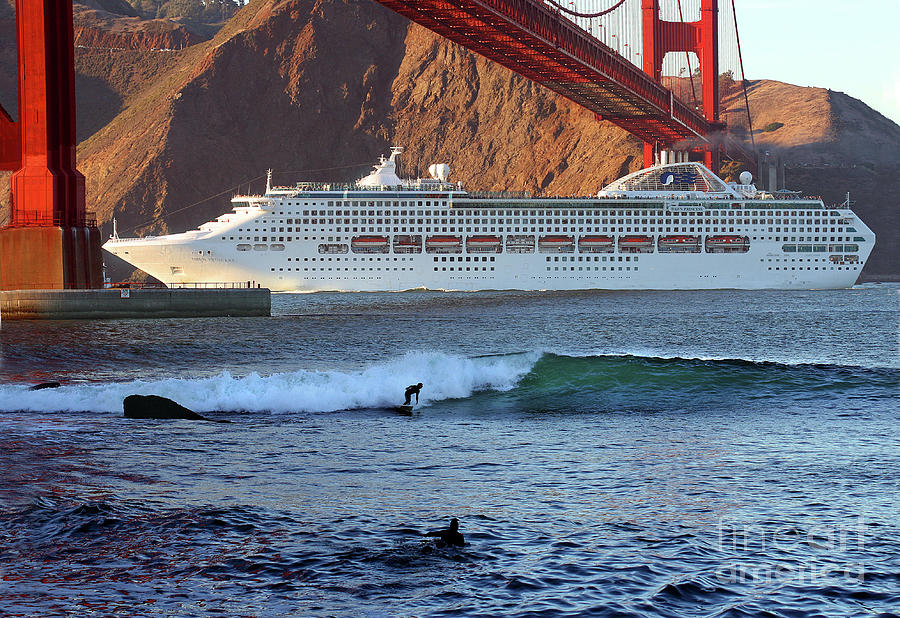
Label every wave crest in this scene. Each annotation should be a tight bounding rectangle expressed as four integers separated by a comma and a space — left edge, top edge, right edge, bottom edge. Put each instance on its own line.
1, 351, 895, 415
0, 351, 539, 414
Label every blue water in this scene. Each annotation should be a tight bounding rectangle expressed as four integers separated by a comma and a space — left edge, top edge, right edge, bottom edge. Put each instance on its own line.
1, 285, 898, 615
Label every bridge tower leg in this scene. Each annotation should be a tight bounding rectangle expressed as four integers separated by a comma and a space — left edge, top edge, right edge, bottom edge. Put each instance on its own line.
641, 0, 719, 170
0, 0, 103, 290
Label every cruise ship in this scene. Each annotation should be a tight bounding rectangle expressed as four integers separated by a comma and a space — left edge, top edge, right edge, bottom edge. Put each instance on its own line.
103, 148, 874, 291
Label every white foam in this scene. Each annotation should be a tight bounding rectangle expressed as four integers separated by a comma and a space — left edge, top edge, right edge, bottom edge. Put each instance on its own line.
0, 351, 540, 414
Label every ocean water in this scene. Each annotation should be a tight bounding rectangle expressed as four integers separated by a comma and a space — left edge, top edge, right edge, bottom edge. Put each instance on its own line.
0, 285, 898, 616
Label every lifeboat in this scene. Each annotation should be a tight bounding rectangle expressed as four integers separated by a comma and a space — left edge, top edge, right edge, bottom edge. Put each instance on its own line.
705, 235, 750, 253
425, 235, 463, 254
618, 235, 654, 253
466, 235, 502, 253
657, 235, 701, 253
538, 235, 575, 253
505, 234, 535, 253
392, 235, 422, 254
578, 235, 615, 253
351, 235, 390, 254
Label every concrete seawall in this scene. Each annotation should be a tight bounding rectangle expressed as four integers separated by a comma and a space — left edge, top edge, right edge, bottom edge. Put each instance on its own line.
0, 288, 271, 320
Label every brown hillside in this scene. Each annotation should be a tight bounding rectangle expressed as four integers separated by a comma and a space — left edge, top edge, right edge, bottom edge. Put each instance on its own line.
0, 0, 897, 277
76, 0, 640, 243
73, 9, 203, 52
733, 80, 900, 165
731, 81, 900, 278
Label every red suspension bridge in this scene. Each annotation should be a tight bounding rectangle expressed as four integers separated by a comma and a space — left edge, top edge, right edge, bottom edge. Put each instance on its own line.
374, 0, 753, 169
0, 0, 753, 291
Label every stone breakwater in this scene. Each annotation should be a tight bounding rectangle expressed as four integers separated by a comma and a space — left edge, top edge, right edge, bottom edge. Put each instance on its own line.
0, 288, 270, 320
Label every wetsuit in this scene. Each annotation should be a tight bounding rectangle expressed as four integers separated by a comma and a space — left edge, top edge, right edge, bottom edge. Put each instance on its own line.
425, 518, 465, 547
404, 383, 422, 405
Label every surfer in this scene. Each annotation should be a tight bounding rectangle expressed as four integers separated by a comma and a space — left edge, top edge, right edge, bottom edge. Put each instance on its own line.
425, 517, 465, 547
404, 382, 423, 406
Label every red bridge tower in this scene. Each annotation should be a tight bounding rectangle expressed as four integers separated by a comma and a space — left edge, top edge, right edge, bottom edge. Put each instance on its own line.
0, 0, 102, 290
642, 0, 721, 168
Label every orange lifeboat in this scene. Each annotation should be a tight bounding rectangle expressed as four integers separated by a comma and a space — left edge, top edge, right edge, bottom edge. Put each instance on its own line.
618, 235, 654, 253
538, 235, 575, 253
705, 235, 750, 253
466, 235, 502, 253
351, 235, 390, 254
425, 235, 463, 254
658, 235, 701, 253
578, 235, 615, 253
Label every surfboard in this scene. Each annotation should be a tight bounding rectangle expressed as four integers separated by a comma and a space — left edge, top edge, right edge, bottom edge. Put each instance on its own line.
395, 405, 414, 415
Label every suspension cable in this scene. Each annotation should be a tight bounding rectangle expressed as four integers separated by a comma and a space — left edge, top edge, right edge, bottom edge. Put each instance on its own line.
676, 0, 699, 108
119, 161, 375, 235
731, 0, 755, 154
543, 0, 627, 19
119, 173, 268, 235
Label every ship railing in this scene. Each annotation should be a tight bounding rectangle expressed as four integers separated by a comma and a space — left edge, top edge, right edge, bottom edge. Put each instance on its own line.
107, 229, 203, 242
278, 181, 460, 192
106, 236, 145, 242
464, 191, 533, 199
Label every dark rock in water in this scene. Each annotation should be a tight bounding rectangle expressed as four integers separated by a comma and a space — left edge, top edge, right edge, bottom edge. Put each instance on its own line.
123, 394, 229, 422
29, 382, 61, 391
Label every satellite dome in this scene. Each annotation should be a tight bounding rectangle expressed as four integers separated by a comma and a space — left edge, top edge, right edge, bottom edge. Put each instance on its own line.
428, 163, 451, 182
739, 171, 753, 185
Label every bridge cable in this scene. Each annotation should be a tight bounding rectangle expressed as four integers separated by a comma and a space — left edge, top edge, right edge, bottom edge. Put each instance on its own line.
117, 173, 268, 235
731, 0, 755, 154
117, 161, 375, 235
676, 0, 699, 109
543, 0, 627, 19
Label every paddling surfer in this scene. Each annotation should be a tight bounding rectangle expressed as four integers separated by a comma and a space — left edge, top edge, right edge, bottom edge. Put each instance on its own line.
424, 517, 465, 547
404, 382, 423, 406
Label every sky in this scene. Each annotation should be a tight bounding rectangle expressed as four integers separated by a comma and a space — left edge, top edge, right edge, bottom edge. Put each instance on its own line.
735, 0, 900, 124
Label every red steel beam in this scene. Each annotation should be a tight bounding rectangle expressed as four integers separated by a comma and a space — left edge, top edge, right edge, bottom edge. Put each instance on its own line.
374, 0, 713, 146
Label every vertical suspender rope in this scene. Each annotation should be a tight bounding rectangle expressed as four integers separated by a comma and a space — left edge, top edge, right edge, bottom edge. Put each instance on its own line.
544, 0, 627, 18
731, 0, 755, 153
676, 0, 699, 108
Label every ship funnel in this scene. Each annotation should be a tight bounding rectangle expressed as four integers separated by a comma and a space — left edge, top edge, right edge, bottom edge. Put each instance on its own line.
428, 163, 451, 182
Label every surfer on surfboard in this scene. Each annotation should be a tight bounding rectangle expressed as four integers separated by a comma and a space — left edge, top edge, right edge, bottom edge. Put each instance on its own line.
403, 383, 423, 406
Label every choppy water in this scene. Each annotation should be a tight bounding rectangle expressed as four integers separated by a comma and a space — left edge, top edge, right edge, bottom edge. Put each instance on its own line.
1, 285, 898, 616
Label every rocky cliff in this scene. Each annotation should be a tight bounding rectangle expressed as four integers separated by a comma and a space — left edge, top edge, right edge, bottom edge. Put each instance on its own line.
0, 0, 897, 278
735, 81, 900, 279
74, 19, 202, 53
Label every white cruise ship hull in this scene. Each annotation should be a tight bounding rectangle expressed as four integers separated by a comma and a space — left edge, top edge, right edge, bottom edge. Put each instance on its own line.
103, 157, 875, 292
106, 233, 871, 292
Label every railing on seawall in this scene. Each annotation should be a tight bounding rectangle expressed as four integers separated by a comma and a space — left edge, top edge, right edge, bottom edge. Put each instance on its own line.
104, 281, 262, 290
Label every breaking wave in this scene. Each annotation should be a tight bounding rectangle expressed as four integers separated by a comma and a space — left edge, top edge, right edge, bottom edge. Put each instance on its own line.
0, 351, 538, 414
0, 351, 895, 414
